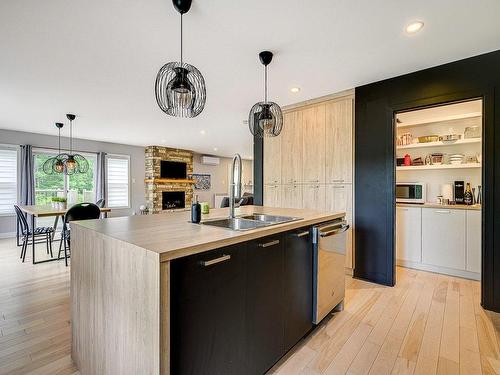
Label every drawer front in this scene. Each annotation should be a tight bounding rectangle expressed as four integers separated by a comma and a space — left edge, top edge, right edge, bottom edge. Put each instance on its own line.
422, 208, 466, 270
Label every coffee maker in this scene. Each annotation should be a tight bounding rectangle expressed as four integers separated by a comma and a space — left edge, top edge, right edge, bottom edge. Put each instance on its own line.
454, 181, 465, 204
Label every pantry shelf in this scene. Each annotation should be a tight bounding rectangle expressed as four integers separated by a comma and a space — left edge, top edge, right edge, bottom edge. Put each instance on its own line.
396, 163, 482, 171
396, 138, 481, 150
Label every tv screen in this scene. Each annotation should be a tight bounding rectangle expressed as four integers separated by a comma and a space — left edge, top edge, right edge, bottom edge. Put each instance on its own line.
160, 161, 187, 179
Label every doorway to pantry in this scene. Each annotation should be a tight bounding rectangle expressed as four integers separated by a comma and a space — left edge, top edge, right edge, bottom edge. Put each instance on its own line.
394, 99, 483, 282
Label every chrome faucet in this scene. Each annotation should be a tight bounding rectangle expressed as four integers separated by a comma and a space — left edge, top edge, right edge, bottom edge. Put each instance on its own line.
229, 153, 242, 219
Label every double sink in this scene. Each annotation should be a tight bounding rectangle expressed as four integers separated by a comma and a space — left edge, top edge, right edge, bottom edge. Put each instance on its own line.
202, 213, 302, 231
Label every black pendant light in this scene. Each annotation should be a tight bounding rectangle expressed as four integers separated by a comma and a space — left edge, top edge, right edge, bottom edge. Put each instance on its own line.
248, 51, 283, 138
42, 122, 66, 174
62, 114, 89, 175
155, 0, 206, 118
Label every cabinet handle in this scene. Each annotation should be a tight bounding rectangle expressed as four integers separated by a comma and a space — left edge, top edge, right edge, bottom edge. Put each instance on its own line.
332, 185, 345, 189
258, 239, 280, 248
331, 179, 344, 182
399, 208, 408, 211
294, 231, 310, 238
435, 210, 451, 214
200, 254, 231, 267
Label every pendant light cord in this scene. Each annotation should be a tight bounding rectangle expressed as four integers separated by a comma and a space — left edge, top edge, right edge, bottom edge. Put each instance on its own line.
180, 14, 183, 66
264, 65, 268, 103
69, 120, 73, 154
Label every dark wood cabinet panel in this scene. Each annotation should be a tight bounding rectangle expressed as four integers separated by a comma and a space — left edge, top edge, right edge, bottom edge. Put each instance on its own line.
245, 234, 285, 374
284, 228, 313, 352
170, 244, 247, 375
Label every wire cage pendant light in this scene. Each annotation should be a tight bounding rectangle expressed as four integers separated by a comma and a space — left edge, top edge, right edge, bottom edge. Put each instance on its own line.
42, 114, 89, 175
42, 122, 66, 174
155, 0, 206, 118
249, 51, 283, 138
63, 114, 89, 175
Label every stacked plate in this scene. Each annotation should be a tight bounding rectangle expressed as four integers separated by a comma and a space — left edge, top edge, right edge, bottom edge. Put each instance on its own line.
449, 154, 465, 165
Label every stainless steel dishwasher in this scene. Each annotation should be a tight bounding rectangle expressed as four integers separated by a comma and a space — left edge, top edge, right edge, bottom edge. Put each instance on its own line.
312, 218, 350, 324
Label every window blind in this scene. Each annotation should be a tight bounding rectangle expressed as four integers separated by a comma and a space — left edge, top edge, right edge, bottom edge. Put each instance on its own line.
0, 148, 18, 215
106, 156, 130, 208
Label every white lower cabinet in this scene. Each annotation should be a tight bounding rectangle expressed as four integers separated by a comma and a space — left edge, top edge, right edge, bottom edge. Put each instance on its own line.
281, 185, 303, 209
422, 208, 466, 270
263, 185, 281, 207
396, 207, 422, 263
466, 210, 481, 273
397, 206, 480, 279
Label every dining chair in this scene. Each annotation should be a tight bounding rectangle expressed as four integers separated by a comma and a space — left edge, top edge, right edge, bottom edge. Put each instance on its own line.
58, 203, 101, 266
14, 205, 54, 263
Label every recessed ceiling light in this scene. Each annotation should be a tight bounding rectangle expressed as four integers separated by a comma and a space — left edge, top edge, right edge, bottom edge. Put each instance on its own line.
405, 21, 424, 34
200, 130, 206, 135
290, 87, 300, 93
161, 139, 166, 143
213, 147, 218, 152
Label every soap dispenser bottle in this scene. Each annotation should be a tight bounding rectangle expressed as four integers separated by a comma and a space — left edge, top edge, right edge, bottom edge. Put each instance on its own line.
191, 195, 201, 223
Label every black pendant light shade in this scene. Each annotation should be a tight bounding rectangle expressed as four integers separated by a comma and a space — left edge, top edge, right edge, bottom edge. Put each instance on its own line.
155, 0, 206, 118
249, 51, 283, 137
42, 114, 89, 175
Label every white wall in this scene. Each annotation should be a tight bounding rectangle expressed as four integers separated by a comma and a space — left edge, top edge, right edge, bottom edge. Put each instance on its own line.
192, 153, 253, 208
0, 129, 146, 237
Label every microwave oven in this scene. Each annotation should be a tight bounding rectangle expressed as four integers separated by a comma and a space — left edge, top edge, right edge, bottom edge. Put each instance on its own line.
396, 182, 426, 204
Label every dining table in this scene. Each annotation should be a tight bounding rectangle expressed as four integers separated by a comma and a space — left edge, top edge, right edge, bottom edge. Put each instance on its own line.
17, 205, 111, 264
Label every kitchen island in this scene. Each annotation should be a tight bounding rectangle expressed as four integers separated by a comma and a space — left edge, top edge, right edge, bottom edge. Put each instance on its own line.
70, 205, 344, 375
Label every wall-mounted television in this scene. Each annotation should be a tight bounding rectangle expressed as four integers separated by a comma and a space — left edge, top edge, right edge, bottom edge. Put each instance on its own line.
160, 160, 187, 179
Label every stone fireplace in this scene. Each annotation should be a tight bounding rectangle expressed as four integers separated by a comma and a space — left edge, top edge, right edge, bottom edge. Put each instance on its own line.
145, 146, 194, 214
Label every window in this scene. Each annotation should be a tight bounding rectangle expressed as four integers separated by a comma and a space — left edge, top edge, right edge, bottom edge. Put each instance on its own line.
34, 149, 97, 206
106, 155, 130, 208
0, 146, 18, 215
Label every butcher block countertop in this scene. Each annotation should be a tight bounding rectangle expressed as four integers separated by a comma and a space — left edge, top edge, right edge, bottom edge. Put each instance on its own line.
71, 205, 344, 262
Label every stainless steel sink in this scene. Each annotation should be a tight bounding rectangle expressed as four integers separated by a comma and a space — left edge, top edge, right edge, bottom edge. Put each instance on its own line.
201, 217, 270, 231
201, 213, 302, 231
239, 213, 301, 224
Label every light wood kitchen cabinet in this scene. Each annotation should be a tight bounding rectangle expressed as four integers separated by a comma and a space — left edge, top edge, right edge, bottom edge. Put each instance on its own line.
396, 206, 422, 263
302, 184, 325, 211
422, 208, 466, 270
263, 184, 281, 207
302, 105, 326, 184
281, 184, 303, 209
281, 111, 303, 184
466, 210, 481, 273
326, 184, 353, 268
325, 184, 352, 223
325, 99, 353, 184
264, 134, 281, 184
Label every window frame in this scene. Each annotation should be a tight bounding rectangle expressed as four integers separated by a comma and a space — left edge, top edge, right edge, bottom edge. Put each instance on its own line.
105, 153, 131, 209
0, 144, 20, 217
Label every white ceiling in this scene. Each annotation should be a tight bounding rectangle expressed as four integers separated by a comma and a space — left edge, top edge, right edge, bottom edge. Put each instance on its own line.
1, 0, 500, 158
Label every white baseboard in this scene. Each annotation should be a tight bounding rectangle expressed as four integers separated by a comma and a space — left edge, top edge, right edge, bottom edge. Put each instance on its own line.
397, 259, 480, 281
0, 232, 16, 239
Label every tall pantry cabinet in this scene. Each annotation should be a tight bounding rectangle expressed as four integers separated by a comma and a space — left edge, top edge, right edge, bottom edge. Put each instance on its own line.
262, 93, 355, 271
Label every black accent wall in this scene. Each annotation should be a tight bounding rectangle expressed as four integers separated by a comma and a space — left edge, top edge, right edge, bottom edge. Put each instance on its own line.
355, 50, 500, 312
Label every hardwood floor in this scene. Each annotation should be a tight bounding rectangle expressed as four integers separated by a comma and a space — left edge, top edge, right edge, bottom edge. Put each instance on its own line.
0, 237, 498, 375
